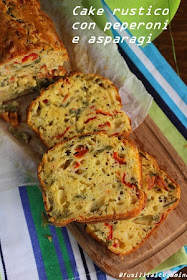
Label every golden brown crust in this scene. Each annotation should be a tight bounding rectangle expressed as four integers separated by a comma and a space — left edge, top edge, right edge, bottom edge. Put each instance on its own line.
140, 151, 159, 170
0, 0, 68, 65
159, 170, 180, 213
0, 111, 18, 127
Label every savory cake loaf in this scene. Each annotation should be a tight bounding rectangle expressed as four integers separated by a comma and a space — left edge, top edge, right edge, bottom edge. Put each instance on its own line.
86, 152, 180, 255
27, 73, 131, 148
38, 133, 144, 227
0, 0, 68, 103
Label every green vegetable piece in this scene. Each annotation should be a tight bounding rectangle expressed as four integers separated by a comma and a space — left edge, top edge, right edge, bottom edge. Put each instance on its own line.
163, 199, 178, 207
149, 172, 157, 177
139, 152, 146, 158
82, 101, 89, 106
0, 101, 19, 113
8, 126, 30, 143
168, 183, 176, 189
34, 57, 41, 64
64, 102, 70, 108
94, 145, 113, 155
74, 195, 86, 199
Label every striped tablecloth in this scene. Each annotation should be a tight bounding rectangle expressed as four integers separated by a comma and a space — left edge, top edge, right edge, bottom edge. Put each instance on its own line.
102, 0, 187, 163
0, 1, 186, 280
0, 184, 186, 280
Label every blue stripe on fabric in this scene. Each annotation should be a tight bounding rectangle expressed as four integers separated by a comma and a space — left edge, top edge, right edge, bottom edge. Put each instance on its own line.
0, 239, 8, 280
185, 245, 187, 254
93, 263, 107, 280
142, 43, 187, 104
101, 0, 187, 127
170, 265, 187, 272
48, 225, 69, 280
117, 45, 187, 139
112, 28, 187, 128
61, 227, 80, 280
102, 0, 187, 104
19, 187, 47, 280
102, 0, 187, 138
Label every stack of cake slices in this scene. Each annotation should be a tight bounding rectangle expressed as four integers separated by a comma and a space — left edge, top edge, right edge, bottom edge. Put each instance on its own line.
28, 72, 180, 255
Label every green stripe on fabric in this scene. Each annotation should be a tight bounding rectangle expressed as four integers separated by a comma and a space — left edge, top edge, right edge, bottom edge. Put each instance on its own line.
26, 186, 62, 280
149, 101, 187, 164
82, 0, 113, 36
55, 228, 74, 280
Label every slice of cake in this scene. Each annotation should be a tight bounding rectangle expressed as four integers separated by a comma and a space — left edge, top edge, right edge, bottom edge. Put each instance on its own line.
0, 0, 68, 103
38, 134, 144, 227
86, 152, 180, 255
27, 73, 131, 148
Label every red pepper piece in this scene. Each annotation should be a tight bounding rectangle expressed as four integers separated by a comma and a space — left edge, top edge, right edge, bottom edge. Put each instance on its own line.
50, 69, 55, 75
62, 94, 69, 103
43, 99, 48, 104
98, 122, 111, 128
75, 146, 85, 152
74, 162, 80, 169
41, 64, 47, 69
113, 240, 119, 248
84, 117, 97, 124
105, 223, 113, 240
10, 76, 15, 82
147, 175, 156, 190
155, 213, 165, 225
111, 133, 119, 136
90, 105, 95, 109
54, 127, 70, 140
155, 175, 168, 191
112, 110, 119, 115
142, 193, 147, 209
22, 53, 38, 63
14, 61, 19, 64
96, 109, 113, 116
113, 152, 126, 164
74, 149, 88, 158
122, 173, 135, 189
116, 170, 121, 177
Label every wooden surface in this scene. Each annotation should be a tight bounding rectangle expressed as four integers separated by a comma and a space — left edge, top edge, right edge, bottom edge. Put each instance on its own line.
154, 0, 187, 84
67, 115, 187, 279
